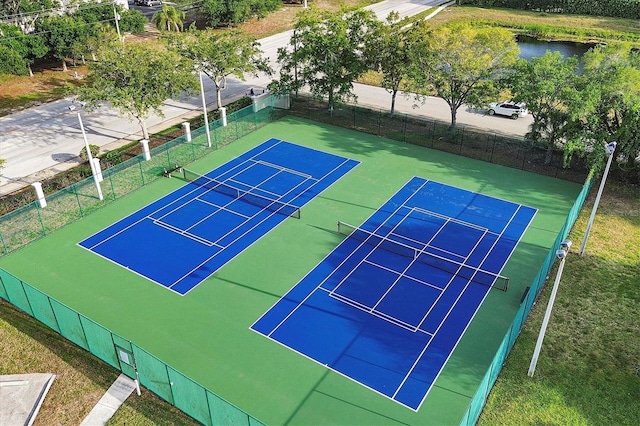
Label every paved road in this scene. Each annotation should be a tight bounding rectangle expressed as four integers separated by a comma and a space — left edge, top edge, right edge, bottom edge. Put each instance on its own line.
0, 0, 531, 196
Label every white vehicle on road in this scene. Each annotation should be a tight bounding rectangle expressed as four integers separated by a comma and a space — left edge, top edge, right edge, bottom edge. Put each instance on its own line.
487, 101, 528, 119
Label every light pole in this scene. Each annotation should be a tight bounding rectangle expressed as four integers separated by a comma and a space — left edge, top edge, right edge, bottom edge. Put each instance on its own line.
199, 71, 212, 148
528, 240, 572, 377
113, 5, 123, 43
579, 141, 616, 256
69, 104, 103, 200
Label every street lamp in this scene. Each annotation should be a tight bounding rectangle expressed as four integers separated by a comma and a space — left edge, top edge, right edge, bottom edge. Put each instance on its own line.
528, 240, 572, 377
198, 70, 212, 148
579, 141, 616, 256
69, 104, 103, 200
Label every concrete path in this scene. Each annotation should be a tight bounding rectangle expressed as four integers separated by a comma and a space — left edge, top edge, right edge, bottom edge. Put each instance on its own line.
80, 374, 137, 426
0, 373, 56, 426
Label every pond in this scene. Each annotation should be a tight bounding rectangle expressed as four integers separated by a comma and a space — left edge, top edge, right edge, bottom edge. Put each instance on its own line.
517, 35, 596, 62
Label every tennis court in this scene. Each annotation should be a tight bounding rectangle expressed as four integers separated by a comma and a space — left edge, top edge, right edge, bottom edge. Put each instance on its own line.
0, 116, 583, 425
79, 138, 359, 295
252, 177, 536, 410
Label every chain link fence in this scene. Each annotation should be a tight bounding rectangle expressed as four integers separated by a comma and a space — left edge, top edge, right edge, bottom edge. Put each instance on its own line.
0, 101, 287, 256
288, 95, 590, 184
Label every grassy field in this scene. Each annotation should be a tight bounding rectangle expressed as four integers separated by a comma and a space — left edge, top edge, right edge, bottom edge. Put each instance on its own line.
480, 182, 640, 425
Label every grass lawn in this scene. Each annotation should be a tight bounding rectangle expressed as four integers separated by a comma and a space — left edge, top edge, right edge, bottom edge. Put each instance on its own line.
479, 182, 640, 425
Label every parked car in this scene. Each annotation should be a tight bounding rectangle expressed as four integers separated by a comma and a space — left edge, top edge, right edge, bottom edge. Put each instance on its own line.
487, 101, 528, 119
139, 0, 162, 6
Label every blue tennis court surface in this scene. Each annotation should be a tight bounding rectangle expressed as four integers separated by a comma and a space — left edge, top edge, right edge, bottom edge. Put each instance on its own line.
251, 178, 537, 410
79, 139, 359, 295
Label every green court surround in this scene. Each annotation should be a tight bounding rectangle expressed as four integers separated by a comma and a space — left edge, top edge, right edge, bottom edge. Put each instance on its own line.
0, 117, 581, 425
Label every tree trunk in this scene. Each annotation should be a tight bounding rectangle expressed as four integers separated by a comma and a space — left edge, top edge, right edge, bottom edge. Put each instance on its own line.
449, 105, 457, 135
390, 88, 397, 117
328, 90, 334, 111
545, 146, 554, 165
62, 59, 67, 72
216, 86, 222, 110
138, 117, 150, 140
28, 65, 33, 77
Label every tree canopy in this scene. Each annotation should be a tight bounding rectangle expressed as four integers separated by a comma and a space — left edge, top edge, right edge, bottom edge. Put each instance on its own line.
77, 43, 199, 140
506, 51, 581, 163
567, 44, 640, 175
164, 28, 271, 109
408, 23, 519, 133
152, 5, 186, 32
270, 7, 378, 110
366, 12, 414, 116
199, 0, 281, 27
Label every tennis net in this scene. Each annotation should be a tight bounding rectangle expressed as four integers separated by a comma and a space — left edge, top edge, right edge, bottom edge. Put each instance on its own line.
337, 221, 509, 291
173, 167, 301, 219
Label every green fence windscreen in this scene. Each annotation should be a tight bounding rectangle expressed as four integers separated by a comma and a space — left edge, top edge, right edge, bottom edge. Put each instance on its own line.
0, 270, 32, 315
49, 299, 89, 351
22, 284, 59, 332
208, 391, 251, 426
80, 316, 119, 369
167, 367, 211, 426
132, 345, 174, 405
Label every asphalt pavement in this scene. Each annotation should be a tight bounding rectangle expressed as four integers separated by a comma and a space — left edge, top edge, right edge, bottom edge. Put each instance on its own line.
0, 0, 531, 196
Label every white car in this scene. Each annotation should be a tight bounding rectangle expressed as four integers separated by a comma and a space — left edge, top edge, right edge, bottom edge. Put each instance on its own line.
487, 101, 528, 119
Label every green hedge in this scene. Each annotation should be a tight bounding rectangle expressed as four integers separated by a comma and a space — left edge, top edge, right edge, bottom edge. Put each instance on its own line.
459, 0, 640, 19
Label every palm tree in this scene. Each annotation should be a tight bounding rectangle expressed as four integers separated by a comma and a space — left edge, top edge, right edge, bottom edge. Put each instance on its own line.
152, 5, 185, 32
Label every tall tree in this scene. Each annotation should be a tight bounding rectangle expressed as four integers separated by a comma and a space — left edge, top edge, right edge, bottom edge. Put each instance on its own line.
164, 28, 271, 109
367, 12, 414, 116
566, 44, 640, 174
76, 43, 199, 140
0, 0, 57, 33
506, 51, 581, 164
36, 14, 91, 71
152, 4, 185, 32
199, 0, 280, 27
271, 7, 379, 110
0, 22, 48, 76
407, 23, 519, 133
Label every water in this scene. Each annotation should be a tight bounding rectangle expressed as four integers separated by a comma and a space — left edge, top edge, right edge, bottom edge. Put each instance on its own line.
517, 35, 595, 61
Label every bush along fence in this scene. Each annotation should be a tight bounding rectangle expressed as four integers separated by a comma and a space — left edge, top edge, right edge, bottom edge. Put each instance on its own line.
287, 95, 590, 184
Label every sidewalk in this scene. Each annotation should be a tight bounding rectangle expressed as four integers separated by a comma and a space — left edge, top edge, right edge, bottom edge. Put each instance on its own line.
80, 374, 138, 426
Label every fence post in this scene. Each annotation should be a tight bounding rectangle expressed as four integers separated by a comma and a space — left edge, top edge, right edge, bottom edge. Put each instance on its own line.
402, 114, 407, 142
490, 135, 496, 163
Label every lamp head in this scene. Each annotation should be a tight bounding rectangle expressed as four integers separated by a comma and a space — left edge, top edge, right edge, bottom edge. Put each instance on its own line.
556, 249, 567, 260
560, 240, 572, 250
606, 142, 617, 155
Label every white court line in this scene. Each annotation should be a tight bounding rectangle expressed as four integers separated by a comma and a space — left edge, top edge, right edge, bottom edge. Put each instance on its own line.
263, 182, 431, 338
251, 159, 317, 180
392, 203, 524, 404
169, 156, 357, 291
152, 220, 223, 248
